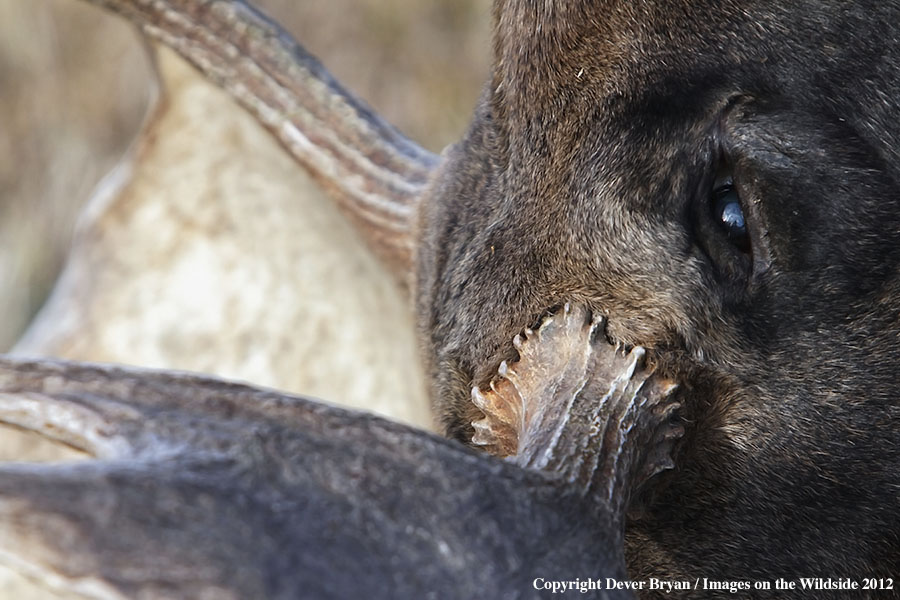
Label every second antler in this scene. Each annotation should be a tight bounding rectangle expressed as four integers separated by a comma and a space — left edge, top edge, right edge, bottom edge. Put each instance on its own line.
83, 0, 438, 279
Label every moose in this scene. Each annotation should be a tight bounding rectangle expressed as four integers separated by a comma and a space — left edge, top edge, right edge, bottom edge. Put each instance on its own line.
1, 0, 899, 598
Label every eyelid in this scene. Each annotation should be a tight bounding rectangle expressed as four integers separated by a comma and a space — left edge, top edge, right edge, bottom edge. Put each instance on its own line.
713, 163, 734, 190
721, 162, 773, 281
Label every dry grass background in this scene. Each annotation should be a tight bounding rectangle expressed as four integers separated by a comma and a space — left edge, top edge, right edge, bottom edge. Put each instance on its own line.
0, 0, 491, 350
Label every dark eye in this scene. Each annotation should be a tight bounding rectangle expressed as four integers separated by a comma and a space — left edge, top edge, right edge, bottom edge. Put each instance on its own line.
711, 177, 750, 254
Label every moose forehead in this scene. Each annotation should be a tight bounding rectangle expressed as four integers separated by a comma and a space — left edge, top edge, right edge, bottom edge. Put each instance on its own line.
492, 1, 887, 135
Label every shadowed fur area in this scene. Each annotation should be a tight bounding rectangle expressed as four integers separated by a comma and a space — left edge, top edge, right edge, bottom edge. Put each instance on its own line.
416, 0, 900, 593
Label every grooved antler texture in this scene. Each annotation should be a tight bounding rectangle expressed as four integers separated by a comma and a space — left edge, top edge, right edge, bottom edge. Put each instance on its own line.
0, 357, 632, 599
472, 304, 683, 515
79, 0, 438, 279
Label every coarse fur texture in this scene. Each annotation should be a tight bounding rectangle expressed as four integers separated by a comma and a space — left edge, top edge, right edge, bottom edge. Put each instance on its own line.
415, 0, 900, 595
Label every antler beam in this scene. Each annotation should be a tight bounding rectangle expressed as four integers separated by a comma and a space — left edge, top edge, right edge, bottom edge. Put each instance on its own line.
81, 0, 438, 279
0, 356, 630, 599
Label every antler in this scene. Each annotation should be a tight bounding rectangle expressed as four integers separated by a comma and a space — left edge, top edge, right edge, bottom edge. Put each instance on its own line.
80, 0, 438, 280
471, 304, 683, 517
0, 357, 632, 598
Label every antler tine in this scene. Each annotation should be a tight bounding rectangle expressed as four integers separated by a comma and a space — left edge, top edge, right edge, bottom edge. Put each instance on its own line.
81, 0, 439, 280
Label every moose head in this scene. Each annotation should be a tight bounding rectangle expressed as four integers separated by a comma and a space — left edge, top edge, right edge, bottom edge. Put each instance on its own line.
1, 0, 898, 597
416, 0, 900, 582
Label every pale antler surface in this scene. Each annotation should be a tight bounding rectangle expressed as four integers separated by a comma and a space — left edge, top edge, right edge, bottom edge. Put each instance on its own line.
471, 304, 682, 514
14, 44, 430, 430
80, 0, 438, 277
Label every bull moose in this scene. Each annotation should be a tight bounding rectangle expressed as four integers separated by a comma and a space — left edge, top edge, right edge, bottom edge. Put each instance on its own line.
1, 0, 898, 598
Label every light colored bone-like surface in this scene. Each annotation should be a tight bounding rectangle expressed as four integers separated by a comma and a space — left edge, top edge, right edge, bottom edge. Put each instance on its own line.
80, 0, 441, 277
3, 47, 432, 598
472, 304, 607, 461
471, 304, 682, 508
14, 46, 430, 430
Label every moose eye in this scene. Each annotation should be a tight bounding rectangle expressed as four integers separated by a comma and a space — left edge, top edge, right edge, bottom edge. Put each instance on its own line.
711, 178, 750, 254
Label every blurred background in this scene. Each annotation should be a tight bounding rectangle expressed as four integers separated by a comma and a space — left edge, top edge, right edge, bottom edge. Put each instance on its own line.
0, 0, 491, 351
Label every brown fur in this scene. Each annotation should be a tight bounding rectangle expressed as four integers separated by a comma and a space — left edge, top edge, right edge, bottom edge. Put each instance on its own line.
414, 0, 900, 594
